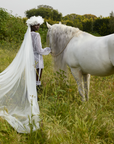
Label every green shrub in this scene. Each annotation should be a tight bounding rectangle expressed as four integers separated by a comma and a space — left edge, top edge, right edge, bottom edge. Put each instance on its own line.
0, 8, 10, 40
0, 8, 27, 43
6, 16, 27, 42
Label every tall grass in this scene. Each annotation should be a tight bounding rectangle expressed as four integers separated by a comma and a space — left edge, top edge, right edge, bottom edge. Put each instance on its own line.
0, 39, 114, 143
0, 8, 113, 143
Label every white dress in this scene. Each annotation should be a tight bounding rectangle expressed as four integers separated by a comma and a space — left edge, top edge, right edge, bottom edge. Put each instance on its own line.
0, 26, 40, 133
31, 31, 51, 69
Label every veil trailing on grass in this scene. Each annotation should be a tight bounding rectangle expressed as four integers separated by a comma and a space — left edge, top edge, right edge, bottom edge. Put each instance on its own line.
0, 26, 40, 133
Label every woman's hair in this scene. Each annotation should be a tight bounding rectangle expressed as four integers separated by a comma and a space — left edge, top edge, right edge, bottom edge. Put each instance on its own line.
30, 25, 36, 31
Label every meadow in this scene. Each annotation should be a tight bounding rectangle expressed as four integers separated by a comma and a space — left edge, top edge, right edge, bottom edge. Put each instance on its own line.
0, 30, 114, 144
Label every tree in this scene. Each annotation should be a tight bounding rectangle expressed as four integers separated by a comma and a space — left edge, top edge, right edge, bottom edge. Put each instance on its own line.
37, 5, 53, 10
25, 5, 62, 21
110, 11, 114, 18
62, 14, 96, 30
83, 14, 97, 20
25, 8, 37, 18
64, 20, 74, 27
93, 17, 110, 35
83, 19, 93, 32
109, 11, 114, 33
0, 8, 10, 40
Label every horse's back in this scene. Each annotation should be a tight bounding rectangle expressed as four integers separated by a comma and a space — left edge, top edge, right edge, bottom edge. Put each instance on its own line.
65, 33, 114, 76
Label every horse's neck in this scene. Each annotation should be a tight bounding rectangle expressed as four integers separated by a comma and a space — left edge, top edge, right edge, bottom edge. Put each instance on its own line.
61, 29, 81, 46
52, 26, 82, 54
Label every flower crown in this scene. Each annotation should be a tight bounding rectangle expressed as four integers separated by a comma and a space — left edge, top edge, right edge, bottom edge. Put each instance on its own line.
26, 16, 44, 26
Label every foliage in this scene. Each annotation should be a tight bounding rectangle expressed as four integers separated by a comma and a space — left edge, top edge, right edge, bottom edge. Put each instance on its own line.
62, 14, 79, 21
93, 17, 110, 36
62, 13, 114, 35
83, 14, 97, 20
0, 8, 10, 40
63, 20, 74, 27
25, 5, 62, 21
0, 8, 27, 43
0, 10, 114, 142
25, 5, 62, 30
6, 16, 27, 42
63, 13, 97, 21
62, 14, 97, 30
38, 28, 48, 48
40, 19, 60, 30
83, 19, 93, 32
108, 11, 114, 33
0, 41, 114, 143
0, 7, 114, 46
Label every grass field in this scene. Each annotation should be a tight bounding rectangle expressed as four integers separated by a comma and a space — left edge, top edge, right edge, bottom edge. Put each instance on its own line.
0, 40, 114, 144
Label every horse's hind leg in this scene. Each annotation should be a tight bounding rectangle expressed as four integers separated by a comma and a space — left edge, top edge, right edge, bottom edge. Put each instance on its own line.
83, 74, 90, 101
71, 67, 85, 101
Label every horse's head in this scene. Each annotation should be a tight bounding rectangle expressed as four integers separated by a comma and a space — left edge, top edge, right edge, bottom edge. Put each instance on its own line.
46, 22, 62, 54
46, 22, 81, 57
46, 22, 53, 52
46, 22, 80, 71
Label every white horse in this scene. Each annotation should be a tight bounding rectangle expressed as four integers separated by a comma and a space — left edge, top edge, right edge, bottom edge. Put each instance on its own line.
46, 22, 114, 101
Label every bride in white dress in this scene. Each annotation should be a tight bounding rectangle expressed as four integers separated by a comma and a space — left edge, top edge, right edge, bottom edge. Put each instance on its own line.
30, 16, 51, 87
0, 16, 50, 133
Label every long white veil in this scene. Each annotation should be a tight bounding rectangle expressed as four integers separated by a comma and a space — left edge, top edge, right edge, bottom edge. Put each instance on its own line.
0, 26, 40, 133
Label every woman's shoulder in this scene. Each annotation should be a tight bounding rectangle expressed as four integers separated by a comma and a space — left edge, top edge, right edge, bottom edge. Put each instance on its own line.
31, 32, 40, 40
31, 31, 40, 36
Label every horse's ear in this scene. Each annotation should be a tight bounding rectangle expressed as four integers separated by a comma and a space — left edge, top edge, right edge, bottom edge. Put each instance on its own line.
46, 22, 52, 29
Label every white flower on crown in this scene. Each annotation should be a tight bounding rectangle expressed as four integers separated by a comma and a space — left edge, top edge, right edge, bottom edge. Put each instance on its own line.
26, 16, 44, 26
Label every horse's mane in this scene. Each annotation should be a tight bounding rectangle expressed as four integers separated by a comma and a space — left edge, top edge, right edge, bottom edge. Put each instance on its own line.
47, 24, 82, 72
50, 24, 81, 55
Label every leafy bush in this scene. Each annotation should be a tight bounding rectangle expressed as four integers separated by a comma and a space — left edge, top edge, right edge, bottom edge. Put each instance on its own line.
108, 16, 114, 33
63, 20, 74, 27
0, 8, 10, 40
0, 8, 27, 43
6, 16, 27, 42
25, 5, 62, 21
93, 17, 110, 36
83, 19, 93, 32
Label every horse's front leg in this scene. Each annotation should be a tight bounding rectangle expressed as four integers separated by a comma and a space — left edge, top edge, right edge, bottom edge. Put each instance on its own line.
71, 67, 85, 101
83, 74, 91, 101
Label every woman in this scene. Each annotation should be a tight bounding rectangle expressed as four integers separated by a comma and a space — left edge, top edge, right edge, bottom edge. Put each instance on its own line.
0, 16, 49, 133
28, 16, 51, 88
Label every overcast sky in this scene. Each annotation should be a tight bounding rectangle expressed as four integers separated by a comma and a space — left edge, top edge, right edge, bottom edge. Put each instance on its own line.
1, 0, 114, 18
